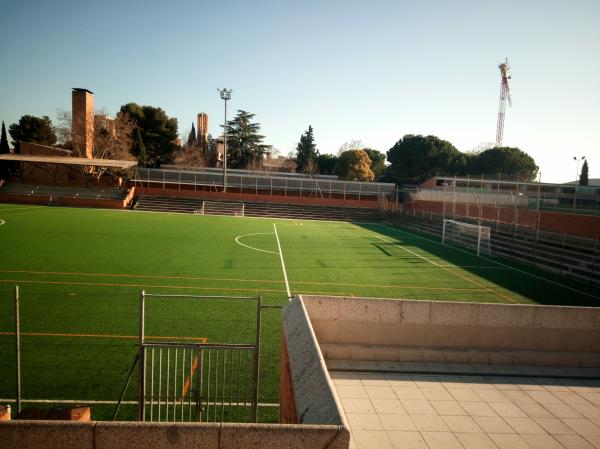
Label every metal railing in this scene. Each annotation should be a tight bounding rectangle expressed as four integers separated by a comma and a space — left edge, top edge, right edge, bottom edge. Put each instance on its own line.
390, 209, 600, 285
137, 292, 261, 423
134, 167, 395, 200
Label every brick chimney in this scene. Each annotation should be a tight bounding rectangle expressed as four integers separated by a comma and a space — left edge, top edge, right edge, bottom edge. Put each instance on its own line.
72, 88, 94, 158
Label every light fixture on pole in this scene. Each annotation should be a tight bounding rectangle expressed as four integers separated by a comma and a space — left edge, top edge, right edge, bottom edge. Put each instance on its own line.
573, 156, 586, 183
218, 88, 232, 192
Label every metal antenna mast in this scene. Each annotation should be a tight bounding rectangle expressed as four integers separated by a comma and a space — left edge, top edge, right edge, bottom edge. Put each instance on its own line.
495, 58, 512, 147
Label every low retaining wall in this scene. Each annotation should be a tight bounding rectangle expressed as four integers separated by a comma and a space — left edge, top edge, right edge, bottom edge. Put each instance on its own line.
282, 297, 348, 431
301, 295, 600, 368
0, 421, 349, 449
137, 186, 381, 210
0, 189, 133, 209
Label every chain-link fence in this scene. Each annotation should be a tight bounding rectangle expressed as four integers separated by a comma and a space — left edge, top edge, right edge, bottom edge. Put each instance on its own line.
0, 287, 284, 423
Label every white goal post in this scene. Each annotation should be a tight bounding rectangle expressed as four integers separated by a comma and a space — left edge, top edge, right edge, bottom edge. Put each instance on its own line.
442, 219, 491, 256
194, 201, 245, 217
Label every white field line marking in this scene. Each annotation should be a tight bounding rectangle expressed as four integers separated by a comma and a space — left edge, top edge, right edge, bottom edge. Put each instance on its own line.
377, 223, 600, 301
0, 219, 4, 226
356, 225, 518, 303
234, 232, 279, 255
0, 398, 280, 407
273, 223, 291, 299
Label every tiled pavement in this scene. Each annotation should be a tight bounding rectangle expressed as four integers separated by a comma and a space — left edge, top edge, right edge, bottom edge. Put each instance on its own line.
330, 370, 600, 449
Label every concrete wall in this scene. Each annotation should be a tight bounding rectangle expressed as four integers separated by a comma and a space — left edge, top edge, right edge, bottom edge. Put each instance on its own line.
301, 295, 600, 368
0, 421, 349, 449
282, 297, 349, 431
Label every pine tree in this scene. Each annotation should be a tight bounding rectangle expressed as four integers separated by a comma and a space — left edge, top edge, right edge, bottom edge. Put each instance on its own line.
0, 121, 10, 178
187, 123, 196, 148
579, 160, 589, 186
225, 110, 271, 169
295, 126, 318, 173
0, 121, 10, 154
133, 128, 147, 167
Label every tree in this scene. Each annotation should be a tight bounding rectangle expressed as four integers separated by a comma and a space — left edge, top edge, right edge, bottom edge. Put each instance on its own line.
133, 128, 147, 167
337, 139, 364, 156
580, 160, 589, 186
0, 121, 10, 178
9, 115, 57, 151
471, 147, 538, 181
225, 110, 271, 169
362, 148, 386, 180
187, 123, 196, 148
315, 153, 338, 175
0, 122, 9, 154
295, 125, 319, 173
386, 134, 466, 183
334, 149, 374, 181
55, 109, 136, 160
120, 103, 179, 167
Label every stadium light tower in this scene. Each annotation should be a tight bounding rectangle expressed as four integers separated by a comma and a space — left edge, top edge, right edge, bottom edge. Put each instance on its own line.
218, 88, 232, 192
495, 58, 512, 148
573, 156, 586, 183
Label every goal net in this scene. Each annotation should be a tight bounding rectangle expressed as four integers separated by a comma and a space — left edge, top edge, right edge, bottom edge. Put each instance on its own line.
442, 219, 491, 256
194, 201, 245, 217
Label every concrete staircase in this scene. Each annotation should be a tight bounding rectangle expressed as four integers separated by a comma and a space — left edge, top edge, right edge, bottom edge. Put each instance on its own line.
134, 195, 387, 222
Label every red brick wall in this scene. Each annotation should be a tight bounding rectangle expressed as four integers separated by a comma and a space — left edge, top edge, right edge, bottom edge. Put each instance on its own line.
0, 194, 126, 209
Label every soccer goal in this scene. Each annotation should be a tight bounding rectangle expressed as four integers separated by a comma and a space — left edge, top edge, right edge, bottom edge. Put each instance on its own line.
442, 219, 491, 256
194, 201, 245, 217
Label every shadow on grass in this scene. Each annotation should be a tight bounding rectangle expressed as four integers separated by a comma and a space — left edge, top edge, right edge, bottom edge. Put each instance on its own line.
354, 222, 600, 307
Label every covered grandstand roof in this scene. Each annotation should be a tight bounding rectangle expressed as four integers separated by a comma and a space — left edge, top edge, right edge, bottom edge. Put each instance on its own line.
0, 154, 137, 170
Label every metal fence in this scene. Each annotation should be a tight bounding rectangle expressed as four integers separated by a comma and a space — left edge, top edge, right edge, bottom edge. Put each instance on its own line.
4, 288, 284, 423
413, 176, 600, 217
137, 292, 261, 423
134, 167, 396, 201
390, 208, 600, 285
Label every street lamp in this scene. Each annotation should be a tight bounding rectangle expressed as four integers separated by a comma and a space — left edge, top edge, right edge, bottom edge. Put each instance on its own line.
573, 156, 586, 183
218, 88, 232, 192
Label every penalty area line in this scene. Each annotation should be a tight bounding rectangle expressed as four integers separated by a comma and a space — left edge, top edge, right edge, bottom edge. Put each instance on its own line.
273, 223, 292, 300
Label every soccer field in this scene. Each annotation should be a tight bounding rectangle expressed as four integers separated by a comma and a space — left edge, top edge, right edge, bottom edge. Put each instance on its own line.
1, 203, 599, 421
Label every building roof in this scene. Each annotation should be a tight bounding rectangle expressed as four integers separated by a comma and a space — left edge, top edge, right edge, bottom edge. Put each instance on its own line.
0, 154, 137, 169
72, 87, 94, 94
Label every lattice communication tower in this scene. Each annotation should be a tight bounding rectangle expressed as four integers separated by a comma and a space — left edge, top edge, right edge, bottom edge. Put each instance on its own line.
496, 58, 512, 147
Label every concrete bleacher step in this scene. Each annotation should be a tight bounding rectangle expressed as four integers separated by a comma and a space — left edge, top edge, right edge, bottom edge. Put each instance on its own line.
135, 194, 387, 221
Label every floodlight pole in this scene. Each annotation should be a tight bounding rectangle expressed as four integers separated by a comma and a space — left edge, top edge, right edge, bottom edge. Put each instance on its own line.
218, 89, 232, 193
573, 156, 585, 184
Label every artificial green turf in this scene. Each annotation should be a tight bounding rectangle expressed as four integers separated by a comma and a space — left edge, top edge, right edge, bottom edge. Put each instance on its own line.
0, 203, 599, 422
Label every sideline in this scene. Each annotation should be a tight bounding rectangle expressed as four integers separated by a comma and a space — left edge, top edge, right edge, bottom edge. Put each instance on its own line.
234, 232, 279, 255
273, 223, 291, 299
376, 223, 600, 301
0, 331, 207, 342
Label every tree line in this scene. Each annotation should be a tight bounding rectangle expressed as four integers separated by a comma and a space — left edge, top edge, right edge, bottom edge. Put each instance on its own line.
293, 128, 542, 184
3, 105, 575, 185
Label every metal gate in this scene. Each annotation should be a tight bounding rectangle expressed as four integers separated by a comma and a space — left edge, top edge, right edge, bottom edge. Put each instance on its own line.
137, 291, 261, 422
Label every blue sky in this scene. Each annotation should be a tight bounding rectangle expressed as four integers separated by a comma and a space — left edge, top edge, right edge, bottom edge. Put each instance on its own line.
1, 0, 598, 183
